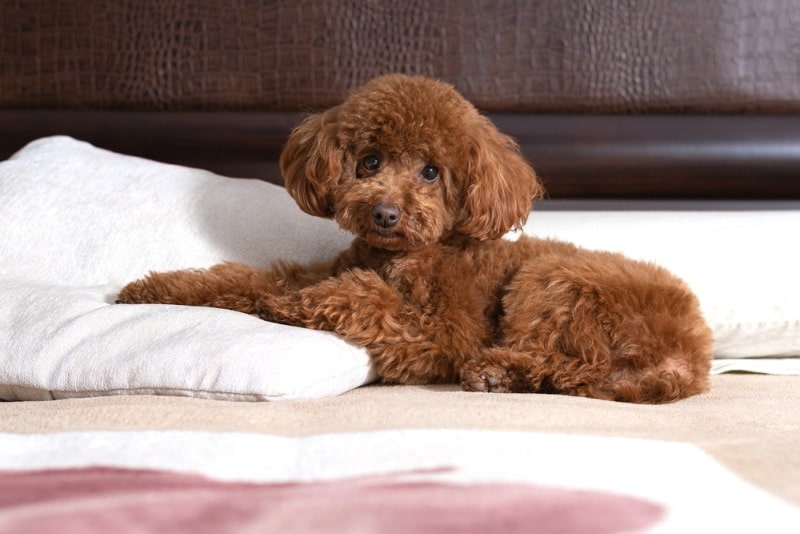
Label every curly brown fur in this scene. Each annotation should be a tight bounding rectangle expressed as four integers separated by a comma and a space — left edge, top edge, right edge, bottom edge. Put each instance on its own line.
118, 74, 713, 403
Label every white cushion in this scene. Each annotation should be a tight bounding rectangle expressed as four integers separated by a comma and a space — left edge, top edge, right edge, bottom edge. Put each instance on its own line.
519, 209, 800, 373
1, 136, 798, 403
1, 137, 352, 287
0, 136, 374, 401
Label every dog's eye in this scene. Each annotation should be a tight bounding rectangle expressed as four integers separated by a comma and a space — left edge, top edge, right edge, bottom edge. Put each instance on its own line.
421, 164, 440, 183
361, 154, 381, 172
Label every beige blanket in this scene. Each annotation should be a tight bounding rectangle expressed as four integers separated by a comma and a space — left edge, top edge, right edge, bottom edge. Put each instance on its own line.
1, 374, 798, 507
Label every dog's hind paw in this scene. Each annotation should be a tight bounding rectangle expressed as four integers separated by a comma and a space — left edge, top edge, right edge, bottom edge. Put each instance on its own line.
460, 365, 512, 393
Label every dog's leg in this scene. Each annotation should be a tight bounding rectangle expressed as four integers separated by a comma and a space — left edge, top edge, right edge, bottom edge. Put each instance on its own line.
117, 260, 334, 314
116, 262, 276, 313
460, 346, 611, 397
256, 268, 478, 384
462, 345, 709, 403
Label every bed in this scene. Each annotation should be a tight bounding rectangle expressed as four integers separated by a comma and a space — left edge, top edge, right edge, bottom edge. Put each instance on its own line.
1, 2, 799, 532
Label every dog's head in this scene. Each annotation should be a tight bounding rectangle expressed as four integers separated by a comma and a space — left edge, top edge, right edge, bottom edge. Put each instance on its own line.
279, 74, 544, 251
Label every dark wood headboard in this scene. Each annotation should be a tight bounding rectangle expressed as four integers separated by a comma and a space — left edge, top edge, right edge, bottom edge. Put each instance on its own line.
2, 110, 800, 199
2, 1, 800, 199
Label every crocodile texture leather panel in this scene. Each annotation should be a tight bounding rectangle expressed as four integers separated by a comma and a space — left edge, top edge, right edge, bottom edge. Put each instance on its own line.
2, 0, 799, 112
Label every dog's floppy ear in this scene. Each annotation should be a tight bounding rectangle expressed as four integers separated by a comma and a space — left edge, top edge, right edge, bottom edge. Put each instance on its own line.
279, 106, 342, 218
456, 116, 545, 240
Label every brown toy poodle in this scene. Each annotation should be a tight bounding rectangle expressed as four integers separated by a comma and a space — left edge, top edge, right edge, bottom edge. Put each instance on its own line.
118, 74, 713, 403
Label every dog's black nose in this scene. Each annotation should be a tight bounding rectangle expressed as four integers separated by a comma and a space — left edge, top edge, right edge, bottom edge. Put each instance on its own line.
372, 202, 401, 228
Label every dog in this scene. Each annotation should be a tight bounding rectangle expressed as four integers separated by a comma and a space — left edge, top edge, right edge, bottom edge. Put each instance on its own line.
117, 74, 713, 403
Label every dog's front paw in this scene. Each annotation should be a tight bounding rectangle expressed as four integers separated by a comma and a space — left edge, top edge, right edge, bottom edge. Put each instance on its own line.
116, 279, 161, 304
460, 364, 513, 393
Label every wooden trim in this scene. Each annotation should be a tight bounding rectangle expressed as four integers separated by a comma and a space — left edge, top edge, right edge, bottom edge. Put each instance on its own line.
0, 110, 304, 186
2, 111, 800, 199
494, 115, 800, 199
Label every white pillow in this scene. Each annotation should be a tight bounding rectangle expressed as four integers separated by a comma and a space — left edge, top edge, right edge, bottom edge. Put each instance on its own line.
0, 281, 373, 401
1, 137, 352, 287
0, 136, 375, 401
519, 210, 800, 373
